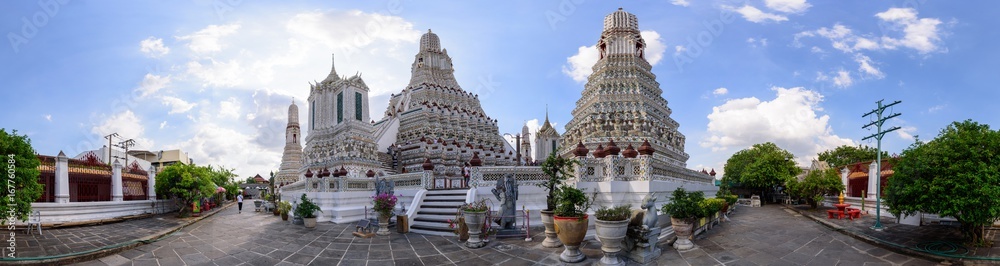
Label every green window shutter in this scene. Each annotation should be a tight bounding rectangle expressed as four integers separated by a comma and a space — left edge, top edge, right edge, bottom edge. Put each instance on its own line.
355, 92, 363, 121
552, 140, 557, 153
337, 92, 343, 123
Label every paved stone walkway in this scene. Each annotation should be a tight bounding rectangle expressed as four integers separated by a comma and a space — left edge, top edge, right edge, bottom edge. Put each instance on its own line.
793, 205, 1000, 265
67, 203, 939, 266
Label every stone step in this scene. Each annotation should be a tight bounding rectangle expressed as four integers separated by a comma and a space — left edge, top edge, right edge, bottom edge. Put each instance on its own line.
421, 194, 466, 201
413, 215, 453, 223
408, 227, 453, 236
417, 209, 457, 216
420, 201, 465, 207
422, 198, 464, 203
411, 221, 453, 231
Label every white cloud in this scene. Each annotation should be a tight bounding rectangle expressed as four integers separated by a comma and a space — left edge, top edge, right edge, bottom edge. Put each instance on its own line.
640, 31, 667, 65
810, 46, 824, 53
854, 54, 884, 78
44, 114, 51, 122
139, 37, 170, 58
562, 30, 665, 83
176, 24, 241, 54
833, 70, 853, 87
219, 97, 242, 119
129, 10, 430, 177
875, 8, 944, 54
815, 70, 853, 88
135, 73, 171, 98
729, 5, 788, 23
897, 126, 918, 140
161, 96, 196, 114
927, 104, 945, 113
185, 59, 243, 88
91, 110, 155, 149
701, 87, 854, 165
713, 87, 728, 95
764, 0, 811, 13
671, 0, 690, 7
747, 37, 768, 48
674, 45, 687, 55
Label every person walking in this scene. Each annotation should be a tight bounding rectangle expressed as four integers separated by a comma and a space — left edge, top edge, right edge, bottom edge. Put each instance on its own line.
237, 193, 244, 214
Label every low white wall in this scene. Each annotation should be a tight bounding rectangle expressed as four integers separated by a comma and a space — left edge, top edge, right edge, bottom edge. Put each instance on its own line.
30, 199, 179, 225
281, 190, 419, 224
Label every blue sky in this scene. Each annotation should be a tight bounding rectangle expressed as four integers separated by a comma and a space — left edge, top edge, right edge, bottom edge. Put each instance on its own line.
2, 0, 997, 178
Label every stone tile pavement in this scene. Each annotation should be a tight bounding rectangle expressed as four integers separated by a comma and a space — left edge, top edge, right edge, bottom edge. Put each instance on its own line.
1, 202, 232, 265
65, 202, 939, 265
792, 205, 1000, 265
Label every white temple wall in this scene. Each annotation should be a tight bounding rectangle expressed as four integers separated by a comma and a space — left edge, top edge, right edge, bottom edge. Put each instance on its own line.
30, 199, 179, 225
281, 189, 419, 224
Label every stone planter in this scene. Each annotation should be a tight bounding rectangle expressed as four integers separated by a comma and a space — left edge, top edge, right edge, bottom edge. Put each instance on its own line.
595, 219, 629, 266
304, 217, 317, 228
671, 217, 695, 251
540, 210, 562, 248
464, 210, 487, 248
377, 214, 391, 236
554, 215, 589, 263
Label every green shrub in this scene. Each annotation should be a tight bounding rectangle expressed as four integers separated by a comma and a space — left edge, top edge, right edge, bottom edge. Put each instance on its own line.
554, 185, 593, 218
661, 188, 705, 220
700, 198, 727, 217
595, 205, 632, 221
295, 194, 322, 218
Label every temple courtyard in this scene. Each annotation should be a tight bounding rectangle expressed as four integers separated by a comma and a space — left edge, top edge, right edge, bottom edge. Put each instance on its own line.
53, 204, 939, 266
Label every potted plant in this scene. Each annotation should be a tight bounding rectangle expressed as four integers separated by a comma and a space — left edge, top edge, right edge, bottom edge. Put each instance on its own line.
538, 153, 578, 248
295, 194, 321, 228
461, 198, 491, 248
553, 185, 594, 263
278, 200, 292, 221
371, 193, 398, 236
661, 188, 704, 251
447, 214, 470, 241
594, 204, 632, 266
700, 198, 726, 229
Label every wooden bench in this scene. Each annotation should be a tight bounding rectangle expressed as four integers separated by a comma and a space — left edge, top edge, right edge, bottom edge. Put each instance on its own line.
846, 210, 861, 220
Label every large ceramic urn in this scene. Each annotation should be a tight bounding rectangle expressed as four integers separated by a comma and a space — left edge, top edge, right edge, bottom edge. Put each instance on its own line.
554, 215, 589, 263
540, 210, 563, 248
595, 218, 629, 266
671, 217, 695, 250
377, 214, 391, 236
303, 217, 317, 228
463, 210, 487, 248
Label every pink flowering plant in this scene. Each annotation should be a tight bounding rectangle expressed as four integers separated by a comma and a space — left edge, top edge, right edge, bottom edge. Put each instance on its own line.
372, 193, 399, 218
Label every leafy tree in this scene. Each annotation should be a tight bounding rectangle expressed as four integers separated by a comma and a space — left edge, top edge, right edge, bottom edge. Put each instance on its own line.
884, 120, 1000, 247
538, 153, 578, 211
817, 145, 888, 169
0, 129, 43, 223
786, 168, 844, 209
155, 164, 216, 217
245, 176, 256, 184
722, 142, 801, 196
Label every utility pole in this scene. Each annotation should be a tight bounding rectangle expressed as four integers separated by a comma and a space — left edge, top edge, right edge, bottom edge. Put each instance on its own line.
861, 99, 901, 231
104, 133, 119, 166
115, 139, 135, 170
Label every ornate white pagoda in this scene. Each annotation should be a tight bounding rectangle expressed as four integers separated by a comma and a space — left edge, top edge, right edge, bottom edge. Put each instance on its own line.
274, 101, 304, 185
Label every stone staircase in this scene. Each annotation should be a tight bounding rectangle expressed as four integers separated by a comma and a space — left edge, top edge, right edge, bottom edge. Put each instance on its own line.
409, 188, 468, 236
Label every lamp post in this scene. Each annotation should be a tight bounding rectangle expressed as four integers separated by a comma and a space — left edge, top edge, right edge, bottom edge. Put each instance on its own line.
503, 133, 522, 166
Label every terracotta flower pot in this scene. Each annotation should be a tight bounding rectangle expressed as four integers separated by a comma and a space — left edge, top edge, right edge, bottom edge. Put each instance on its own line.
595, 219, 629, 266
304, 217, 317, 228
281, 213, 288, 221
540, 210, 562, 248
671, 217, 695, 250
463, 210, 487, 248
554, 215, 589, 263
